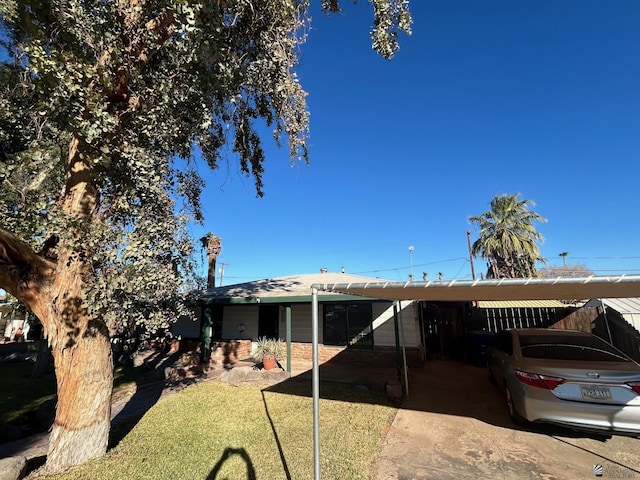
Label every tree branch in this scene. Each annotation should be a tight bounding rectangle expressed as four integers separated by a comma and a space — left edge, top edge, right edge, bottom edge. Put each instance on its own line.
0, 228, 56, 307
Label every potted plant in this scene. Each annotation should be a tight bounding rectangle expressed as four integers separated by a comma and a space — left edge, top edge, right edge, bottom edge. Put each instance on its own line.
253, 337, 285, 370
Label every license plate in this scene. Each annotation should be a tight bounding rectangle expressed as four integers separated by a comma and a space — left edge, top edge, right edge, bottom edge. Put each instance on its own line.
580, 385, 612, 400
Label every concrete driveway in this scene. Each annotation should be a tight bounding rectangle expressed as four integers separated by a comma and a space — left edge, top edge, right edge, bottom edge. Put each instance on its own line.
370, 360, 640, 480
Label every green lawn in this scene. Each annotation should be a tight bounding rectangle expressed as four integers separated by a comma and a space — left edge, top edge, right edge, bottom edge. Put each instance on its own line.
43, 380, 398, 480
0, 360, 152, 424
0, 361, 57, 424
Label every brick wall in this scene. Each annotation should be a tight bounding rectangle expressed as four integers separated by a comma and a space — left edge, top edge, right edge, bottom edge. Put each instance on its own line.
179, 338, 424, 367
289, 342, 424, 367
209, 339, 252, 366
177, 339, 252, 367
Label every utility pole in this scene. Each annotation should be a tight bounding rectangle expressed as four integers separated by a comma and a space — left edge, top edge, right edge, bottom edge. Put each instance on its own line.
218, 262, 227, 287
466, 230, 476, 280
408, 246, 414, 282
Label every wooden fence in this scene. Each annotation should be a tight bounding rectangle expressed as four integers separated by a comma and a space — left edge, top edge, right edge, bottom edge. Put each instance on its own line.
545, 307, 640, 362
421, 301, 640, 363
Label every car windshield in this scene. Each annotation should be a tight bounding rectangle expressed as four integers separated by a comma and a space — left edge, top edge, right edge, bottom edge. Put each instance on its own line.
519, 334, 630, 362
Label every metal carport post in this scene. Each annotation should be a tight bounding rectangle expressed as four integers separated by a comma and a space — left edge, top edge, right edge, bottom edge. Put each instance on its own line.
311, 287, 320, 480
309, 291, 410, 479
395, 301, 410, 399
309, 275, 640, 479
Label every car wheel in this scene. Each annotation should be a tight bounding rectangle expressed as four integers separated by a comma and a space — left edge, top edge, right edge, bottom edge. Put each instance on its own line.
505, 385, 527, 426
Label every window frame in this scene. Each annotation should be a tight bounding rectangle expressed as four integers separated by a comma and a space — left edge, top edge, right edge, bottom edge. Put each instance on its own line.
322, 302, 374, 349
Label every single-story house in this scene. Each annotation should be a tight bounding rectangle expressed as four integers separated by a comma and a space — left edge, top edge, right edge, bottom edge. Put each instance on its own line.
175, 271, 585, 370
173, 272, 425, 368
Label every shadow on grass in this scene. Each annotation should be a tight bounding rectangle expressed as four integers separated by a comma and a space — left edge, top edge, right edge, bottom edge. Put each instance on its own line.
108, 416, 144, 449
206, 447, 256, 480
108, 350, 182, 448
263, 374, 400, 407
261, 391, 291, 480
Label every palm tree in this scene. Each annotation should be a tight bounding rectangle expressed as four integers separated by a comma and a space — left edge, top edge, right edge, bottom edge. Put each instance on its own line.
559, 251, 569, 268
468, 194, 547, 278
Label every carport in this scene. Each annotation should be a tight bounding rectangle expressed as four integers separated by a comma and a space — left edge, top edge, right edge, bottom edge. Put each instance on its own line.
307, 275, 640, 479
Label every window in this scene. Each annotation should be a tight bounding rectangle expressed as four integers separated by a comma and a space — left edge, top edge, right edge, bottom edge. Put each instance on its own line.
519, 333, 630, 362
258, 304, 279, 339
203, 305, 223, 340
323, 303, 373, 348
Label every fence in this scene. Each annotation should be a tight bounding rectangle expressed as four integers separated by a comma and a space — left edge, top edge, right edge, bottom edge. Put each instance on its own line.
470, 304, 640, 362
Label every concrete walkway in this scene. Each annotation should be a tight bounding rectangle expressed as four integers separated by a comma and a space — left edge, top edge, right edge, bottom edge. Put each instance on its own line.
369, 360, 640, 480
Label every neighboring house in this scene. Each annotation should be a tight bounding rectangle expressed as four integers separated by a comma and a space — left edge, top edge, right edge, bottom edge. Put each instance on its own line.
584, 298, 640, 332
584, 298, 640, 362
174, 272, 425, 368
0, 294, 31, 342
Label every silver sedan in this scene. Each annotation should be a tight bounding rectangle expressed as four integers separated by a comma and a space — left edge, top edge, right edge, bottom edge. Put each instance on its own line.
486, 328, 640, 435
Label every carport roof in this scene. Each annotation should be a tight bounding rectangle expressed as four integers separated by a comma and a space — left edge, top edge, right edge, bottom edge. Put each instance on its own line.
312, 275, 640, 302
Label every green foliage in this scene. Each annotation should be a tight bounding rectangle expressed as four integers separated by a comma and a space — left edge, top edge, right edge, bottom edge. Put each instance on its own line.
0, 1, 411, 337
252, 336, 286, 361
469, 193, 547, 279
322, 0, 412, 59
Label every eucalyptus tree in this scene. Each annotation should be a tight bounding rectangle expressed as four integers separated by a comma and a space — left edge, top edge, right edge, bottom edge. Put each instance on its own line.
469, 193, 547, 278
0, 0, 411, 473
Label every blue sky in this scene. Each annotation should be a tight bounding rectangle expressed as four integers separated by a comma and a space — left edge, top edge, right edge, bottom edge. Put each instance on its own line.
191, 0, 640, 285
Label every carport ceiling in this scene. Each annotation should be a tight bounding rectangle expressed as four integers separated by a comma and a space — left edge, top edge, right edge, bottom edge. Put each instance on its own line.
312, 275, 640, 302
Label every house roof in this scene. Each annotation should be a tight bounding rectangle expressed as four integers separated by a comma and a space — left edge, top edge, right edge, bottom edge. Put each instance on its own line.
313, 275, 640, 302
195, 273, 640, 305
196, 272, 395, 304
583, 298, 640, 332
584, 297, 640, 314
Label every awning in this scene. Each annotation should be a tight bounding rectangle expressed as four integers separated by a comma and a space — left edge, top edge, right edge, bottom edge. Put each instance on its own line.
311, 275, 640, 302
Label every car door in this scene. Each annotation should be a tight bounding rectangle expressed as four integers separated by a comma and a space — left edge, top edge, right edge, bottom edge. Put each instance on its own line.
488, 330, 514, 389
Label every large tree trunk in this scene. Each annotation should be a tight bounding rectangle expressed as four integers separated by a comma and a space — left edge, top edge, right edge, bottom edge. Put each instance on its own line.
0, 135, 114, 474
47, 327, 113, 470
0, 229, 114, 473
43, 136, 113, 471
